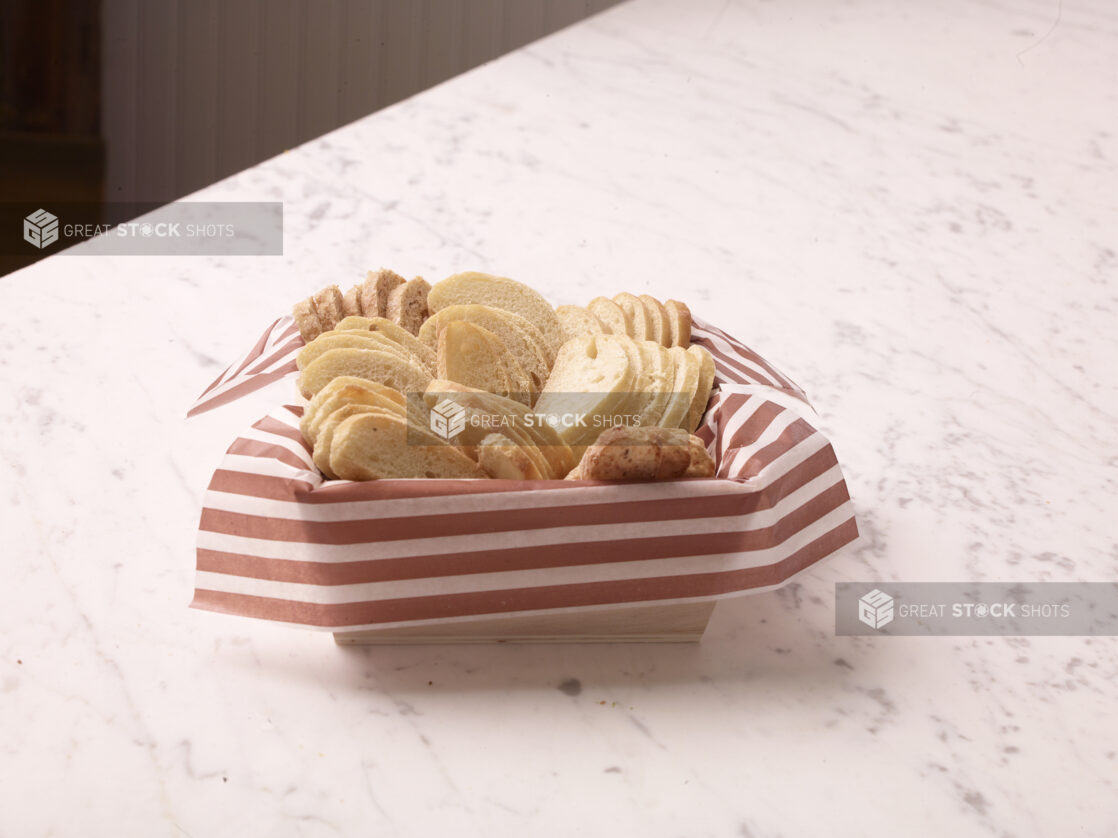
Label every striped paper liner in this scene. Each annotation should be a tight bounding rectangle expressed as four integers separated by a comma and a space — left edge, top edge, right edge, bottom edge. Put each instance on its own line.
190, 317, 857, 630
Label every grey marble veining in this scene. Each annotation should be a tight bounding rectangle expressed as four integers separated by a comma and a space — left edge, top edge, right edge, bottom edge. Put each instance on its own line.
1, 0, 1115, 835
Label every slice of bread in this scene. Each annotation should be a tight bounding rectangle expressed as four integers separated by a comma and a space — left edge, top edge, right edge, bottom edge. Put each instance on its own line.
437, 321, 515, 399
358, 269, 407, 318
341, 285, 363, 317
685, 345, 715, 432
418, 304, 550, 390
556, 305, 604, 342
424, 381, 573, 478
428, 272, 563, 362
639, 294, 670, 347
386, 276, 431, 335
535, 334, 636, 448
332, 316, 437, 374
298, 347, 432, 398
301, 377, 406, 445
664, 299, 692, 347
477, 433, 545, 480
329, 412, 486, 480
685, 435, 716, 477
313, 403, 401, 477
296, 331, 421, 371
635, 340, 674, 428
614, 293, 651, 341
293, 298, 324, 343
659, 345, 700, 428
586, 296, 629, 337
311, 286, 345, 331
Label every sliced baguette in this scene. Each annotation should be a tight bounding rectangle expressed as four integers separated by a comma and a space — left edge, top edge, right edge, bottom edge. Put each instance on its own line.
556, 305, 604, 342
437, 321, 515, 399
660, 346, 701, 429
311, 286, 345, 332
297, 331, 421, 371
575, 426, 692, 481
586, 296, 629, 337
301, 378, 406, 445
614, 293, 651, 341
428, 272, 563, 362
418, 305, 550, 390
639, 294, 670, 347
664, 299, 692, 347
329, 412, 486, 480
297, 347, 432, 398
386, 277, 431, 335
686, 345, 716, 432
358, 269, 406, 318
313, 403, 402, 478
634, 340, 674, 428
333, 316, 437, 374
293, 298, 324, 343
477, 433, 545, 480
341, 285, 363, 317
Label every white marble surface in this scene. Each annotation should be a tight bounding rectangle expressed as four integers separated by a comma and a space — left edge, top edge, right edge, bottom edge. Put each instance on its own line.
2, 0, 1116, 835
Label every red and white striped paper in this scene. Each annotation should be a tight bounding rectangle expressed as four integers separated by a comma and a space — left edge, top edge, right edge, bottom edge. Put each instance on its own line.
189, 317, 857, 631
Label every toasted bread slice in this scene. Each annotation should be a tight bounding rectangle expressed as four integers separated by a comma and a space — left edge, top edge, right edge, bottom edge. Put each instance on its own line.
428, 272, 563, 362
586, 296, 629, 337
329, 412, 486, 480
664, 299, 692, 347
293, 298, 324, 343
614, 293, 651, 341
387, 276, 431, 335
556, 305, 604, 342
298, 347, 432, 398
477, 433, 545, 480
575, 426, 692, 481
341, 285, 363, 317
358, 269, 407, 318
659, 346, 700, 428
311, 286, 345, 332
419, 305, 551, 391
639, 295, 670, 347
686, 345, 715, 432
301, 377, 406, 445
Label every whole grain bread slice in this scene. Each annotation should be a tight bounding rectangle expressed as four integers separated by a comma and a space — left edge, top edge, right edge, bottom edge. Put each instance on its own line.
358, 269, 407, 318
386, 276, 431, 335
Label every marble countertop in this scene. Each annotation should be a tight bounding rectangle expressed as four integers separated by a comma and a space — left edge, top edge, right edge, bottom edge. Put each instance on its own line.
2, 0, 1115, 834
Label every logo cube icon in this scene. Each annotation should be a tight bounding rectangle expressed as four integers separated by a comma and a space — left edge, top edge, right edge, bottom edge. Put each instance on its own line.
858, 589, 894, 629
24, 209, 59, 249
429, 398, 466, 441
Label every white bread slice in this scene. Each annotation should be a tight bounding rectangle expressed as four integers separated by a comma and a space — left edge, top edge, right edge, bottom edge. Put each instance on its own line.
639, 294, 670, 347
301, 377, 406, 445
586, 296, 629, 336
664, 299, 692, 347
311, 286, 345, 332
386, 277, 431, 335
634, 340, 674, 428
477, 433, 544, 480
424, 381, 573, 478
535, 334, 636, 448
436, 321, 516, 399
298, 347, 432, 398
332, 316, 437, 374
292, 298, 324, 343
660, 346, 700, 428
297, 331, 421, 371
329, 412, 486, 480
686, 345, 716, 432
428, 272, 563, 362
418, 305, 550, 390
313, 403, 401, 478
556, 305, 604, 342
614, 293, 651, 341
358, 269, 406, 318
